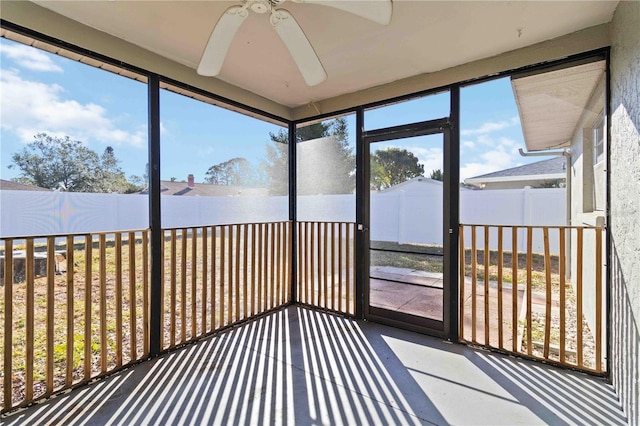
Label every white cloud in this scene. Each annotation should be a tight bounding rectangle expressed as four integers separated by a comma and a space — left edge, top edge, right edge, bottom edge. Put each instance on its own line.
0, 44, 63, 72
406, 146, 443, 175
461, 116, 520, 136
462, 140, 475, 149
0, 69, 145, 147
460, 146, 522, 181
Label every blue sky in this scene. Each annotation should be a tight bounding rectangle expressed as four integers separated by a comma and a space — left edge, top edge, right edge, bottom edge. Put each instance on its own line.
1, 37, 533, 184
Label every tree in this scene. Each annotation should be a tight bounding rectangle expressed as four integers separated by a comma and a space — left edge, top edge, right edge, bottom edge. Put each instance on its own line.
429, 168, 443, 181
9, 133, 137, 193
96, 146, 137, 193
370, 147, 424, 190
204, 157, 258, 186
262, 117, 355, 195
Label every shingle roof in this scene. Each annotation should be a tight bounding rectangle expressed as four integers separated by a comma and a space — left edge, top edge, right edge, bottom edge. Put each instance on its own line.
0, 179, 53, 191
468, 157, 566, 180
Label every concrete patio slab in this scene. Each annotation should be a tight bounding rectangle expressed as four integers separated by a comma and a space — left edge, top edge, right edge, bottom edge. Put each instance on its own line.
2, 306, 627, 425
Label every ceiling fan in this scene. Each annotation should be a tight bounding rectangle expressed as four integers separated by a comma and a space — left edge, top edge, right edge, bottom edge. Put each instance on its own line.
197, 0, 393, 86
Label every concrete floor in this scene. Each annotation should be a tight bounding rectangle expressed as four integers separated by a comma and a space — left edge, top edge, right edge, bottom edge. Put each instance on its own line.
3, 306, 627, 425
370, 266, 444, 320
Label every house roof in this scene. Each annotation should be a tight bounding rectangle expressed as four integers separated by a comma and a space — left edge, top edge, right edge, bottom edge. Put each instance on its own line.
465, 157, 566, 184
0, 179, 52, 191
1, 1, 616, 120
140, 181, 268, 197
512, 60, 606, 152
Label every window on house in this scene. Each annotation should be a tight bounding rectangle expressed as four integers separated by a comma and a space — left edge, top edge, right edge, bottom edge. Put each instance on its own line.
592, 112, 606, 211
593, 115, 605, 166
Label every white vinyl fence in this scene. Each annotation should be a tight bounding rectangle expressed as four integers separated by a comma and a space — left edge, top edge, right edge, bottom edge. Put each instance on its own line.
1, 187, 565, 253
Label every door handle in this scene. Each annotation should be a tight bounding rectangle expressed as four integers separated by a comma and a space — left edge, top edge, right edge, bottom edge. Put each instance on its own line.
357, 224, 368, 232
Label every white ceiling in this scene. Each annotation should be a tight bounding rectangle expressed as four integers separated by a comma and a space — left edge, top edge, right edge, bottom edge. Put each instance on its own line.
30, 0, 617, 109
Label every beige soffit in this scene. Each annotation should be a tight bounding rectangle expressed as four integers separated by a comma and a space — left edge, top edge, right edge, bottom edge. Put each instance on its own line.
512, 60, 606, 152
1, 1, 615, 122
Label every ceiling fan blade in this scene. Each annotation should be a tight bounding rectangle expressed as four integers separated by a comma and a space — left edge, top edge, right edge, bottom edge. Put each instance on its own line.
300, 0, 392, 25
270, 9, 327, 86
197, 5, 248, 77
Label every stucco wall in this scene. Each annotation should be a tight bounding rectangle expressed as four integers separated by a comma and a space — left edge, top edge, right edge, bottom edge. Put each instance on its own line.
610, 1, 640, 424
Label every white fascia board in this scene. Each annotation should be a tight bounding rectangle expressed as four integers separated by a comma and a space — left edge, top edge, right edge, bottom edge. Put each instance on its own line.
465, 173, 565, 184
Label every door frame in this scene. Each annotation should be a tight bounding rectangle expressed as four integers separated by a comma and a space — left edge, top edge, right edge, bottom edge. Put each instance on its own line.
356, 102, 460, 340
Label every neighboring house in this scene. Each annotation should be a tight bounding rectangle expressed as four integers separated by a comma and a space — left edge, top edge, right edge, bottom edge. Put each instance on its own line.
0, 179, 52, 192
464, 157, 566, 190
140, 174, 268, 197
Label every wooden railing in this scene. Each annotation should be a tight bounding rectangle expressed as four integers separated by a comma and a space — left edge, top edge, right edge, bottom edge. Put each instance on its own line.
459, 224, 605, 373
1, 230, 150, 412
296, 221, 356, 315
160, 222, 292, 350
0, 221, 292, 412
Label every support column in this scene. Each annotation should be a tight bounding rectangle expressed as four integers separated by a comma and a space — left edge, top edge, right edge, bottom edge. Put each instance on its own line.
289, 122, 297, 303
148, 74, 162, 356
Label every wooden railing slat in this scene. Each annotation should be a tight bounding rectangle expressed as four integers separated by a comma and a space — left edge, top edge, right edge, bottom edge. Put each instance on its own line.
576, 228, 584, 367
543, 228, 552, 359
317, 222, 322, 307
46, 237, 56, 393
3, 240, 13, 409
338, 223, 343, 313
484, 226, 490, 346
210, 226, 222, 331
497, 227, 503, 350
526, 227, 533, 357
220, 226, 226, 327
99, 234, 107, 374
286, 221, 295, 303
459, 226, 465, 340
26, 239, 35, 401
275, 223, 281, 308
310, 223, 315, 308
251, 224, 257, 317
66, 235, 75, 384
143, 231, 150, 355
227, 225, 233, 326
559, 228, 566, 364
114, 234, 123, 367
202, 227, 208, 335
471, 226, 477, 343
269, 223, 275, 310
346, 223, 352, 314
128, 232, 137, 362
191, 228, 197, 339
512, 227, 518, 353
181, 229, 187, 343
243, 224, 249, 318
257, 224, 263, 314
170, 229, 177, 347
323, 222, 328, 309
331, 223, 336, 311
595, 227, 603, 372
235, 225, 241, 321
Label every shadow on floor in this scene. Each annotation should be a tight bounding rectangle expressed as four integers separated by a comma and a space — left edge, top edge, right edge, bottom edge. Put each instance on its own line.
3, 306, 627, 425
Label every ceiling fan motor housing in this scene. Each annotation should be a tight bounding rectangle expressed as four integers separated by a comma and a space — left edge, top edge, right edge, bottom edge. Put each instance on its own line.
248, 0, 285, 14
